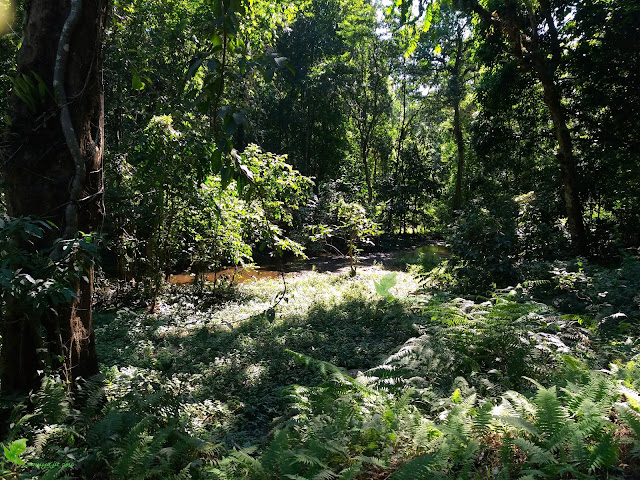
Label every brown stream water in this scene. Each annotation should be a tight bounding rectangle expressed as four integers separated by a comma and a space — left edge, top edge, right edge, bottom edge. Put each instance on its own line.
167, 243, 450, 285
168, 267, 281, 285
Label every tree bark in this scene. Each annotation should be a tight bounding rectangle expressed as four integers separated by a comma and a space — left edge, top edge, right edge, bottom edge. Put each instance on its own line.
452, 102, 465, 212
1, 0, 109, 394
533, 55, 588, 254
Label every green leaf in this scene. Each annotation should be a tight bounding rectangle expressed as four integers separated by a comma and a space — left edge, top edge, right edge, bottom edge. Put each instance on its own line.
374, 273, 397, 299
211, 149, 223, 172
220, 166, 233, 190
23, 221, 44, 238
3, 438, 27, 466
224, 116, 237, 136
451, 388, 462, 404
132, 73, 145, 91
186, 57, 204, 81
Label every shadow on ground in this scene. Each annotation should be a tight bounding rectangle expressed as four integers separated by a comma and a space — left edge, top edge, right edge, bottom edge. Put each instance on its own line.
94, 272, 419, 444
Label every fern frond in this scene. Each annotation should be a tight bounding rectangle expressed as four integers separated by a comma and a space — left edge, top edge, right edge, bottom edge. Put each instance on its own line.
585, 433, 618, 473
502, 391, 536, 417
497, 415, 539, 437
472, 401, 494, 436
355, 454, 385, 467
113, 416, 153, 478
389, 453, 438, 480
545, 423, 575, 454
290, 452, 326, 468
32, 377, 70, 424
512, 437, 555, 466
86, 409, 126, 446
336, 464, 364, 480
533, 387, 567, 440
311, 469, 338, 480
616, 403, 640, 438
33, 424, 79, 454
517, 470, 546, 480
259, 428, 291, 473
286, 350, 345, 380
40, 465, 71, 480
227, 446, 263, 475
74, 374, 107, 423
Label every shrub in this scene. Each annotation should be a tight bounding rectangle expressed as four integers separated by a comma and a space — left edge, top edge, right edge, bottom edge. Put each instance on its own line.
448, 201, 518, 292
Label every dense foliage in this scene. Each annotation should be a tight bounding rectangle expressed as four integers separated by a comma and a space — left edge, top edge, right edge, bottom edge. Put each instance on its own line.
1, 0, 639, 478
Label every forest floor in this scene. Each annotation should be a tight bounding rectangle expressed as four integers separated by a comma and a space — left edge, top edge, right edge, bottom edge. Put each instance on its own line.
88, 248, 640, 478
96, 257, 427, 444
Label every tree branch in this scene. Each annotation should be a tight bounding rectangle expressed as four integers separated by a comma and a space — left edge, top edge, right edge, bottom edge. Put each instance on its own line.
539, 0, 562, 68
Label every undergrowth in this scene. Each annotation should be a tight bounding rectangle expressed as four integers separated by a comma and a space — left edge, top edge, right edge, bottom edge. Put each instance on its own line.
2, 258, 640, 479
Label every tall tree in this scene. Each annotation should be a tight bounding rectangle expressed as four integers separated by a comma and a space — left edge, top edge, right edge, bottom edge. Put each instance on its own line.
567, 0, 640, 246
341, 6, 392, 204
1, 0, 109, 393
447, 22, 469, 213
456, 0, 588, 253
417, 5, 473, 213
254, 0, 352, 182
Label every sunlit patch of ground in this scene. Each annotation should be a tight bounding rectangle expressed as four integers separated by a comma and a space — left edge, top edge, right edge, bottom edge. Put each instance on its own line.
95, 266, 421, 444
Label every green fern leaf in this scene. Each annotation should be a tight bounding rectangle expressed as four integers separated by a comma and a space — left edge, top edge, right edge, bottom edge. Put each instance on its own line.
497, 415, 539, 437
390, 453, 437, 480
291, 452, 326, 468
586, 433, 618, 472
512, 437, 555, 466
472, 401, 493, 436
534, 387, 567, 440
616, 403, 640, 438
311, 468, 338, 480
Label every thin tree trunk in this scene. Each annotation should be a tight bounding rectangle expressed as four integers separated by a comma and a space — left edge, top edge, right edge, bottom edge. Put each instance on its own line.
1, 0, 108, 394
452, 102, 465, 213
451, 27, 465, 214
361, 143, 373, 204
534, 56, 588, 254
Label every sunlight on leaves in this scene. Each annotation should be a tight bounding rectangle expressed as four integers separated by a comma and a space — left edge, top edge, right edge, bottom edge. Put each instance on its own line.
0, 0, 15, 36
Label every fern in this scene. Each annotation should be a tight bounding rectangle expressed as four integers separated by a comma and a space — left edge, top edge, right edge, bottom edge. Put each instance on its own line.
74, 374, 107, 424
585, 433, 618, 472
512, 437, 555, 466
86, 409, 126, 446
31, 376, 70, 425
616, 403, 640, 438
472, 401, 493, 436
533, 387, 567, 444
390, 453, 439, 480
32, 424, 79, 455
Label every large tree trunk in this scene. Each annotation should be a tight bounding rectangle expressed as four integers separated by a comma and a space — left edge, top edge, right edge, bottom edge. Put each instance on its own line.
1, 0, 108, 394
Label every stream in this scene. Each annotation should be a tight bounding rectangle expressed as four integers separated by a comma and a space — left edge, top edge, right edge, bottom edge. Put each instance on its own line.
168, 244, 449, 285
